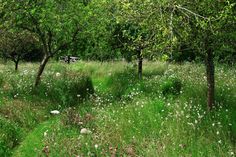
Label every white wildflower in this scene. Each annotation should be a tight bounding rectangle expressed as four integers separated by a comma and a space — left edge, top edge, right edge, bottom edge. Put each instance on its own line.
44, 130, 48, 137
50, 110, 60, 115
80, 128, 91, 134
55, 72, 61, 77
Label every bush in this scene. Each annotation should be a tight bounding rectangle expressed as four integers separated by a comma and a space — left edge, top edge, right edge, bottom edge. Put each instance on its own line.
161, 76, 182, 96
0, 117, 23, 157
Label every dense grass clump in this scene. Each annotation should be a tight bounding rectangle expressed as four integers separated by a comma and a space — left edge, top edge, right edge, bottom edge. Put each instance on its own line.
0, 117, 23, 157
160, 76, 182, 96
33, 72, 94, 107
106, 67, 137, 99
0, 64, 94, 108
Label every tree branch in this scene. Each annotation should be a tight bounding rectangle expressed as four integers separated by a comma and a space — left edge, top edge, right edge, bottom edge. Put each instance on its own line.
175, 5, 209, 20
27, 12, 49, 55
51, 25, 80, 56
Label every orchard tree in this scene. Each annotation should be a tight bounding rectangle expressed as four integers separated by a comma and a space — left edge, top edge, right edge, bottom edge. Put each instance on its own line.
175, 0, 236, 109
77, 0, 115, 62
1, 0, 86, 86
113, 0, 236, 109
113, 0, 183, 79
0, 30, 37, 71
112, 0, 156, 79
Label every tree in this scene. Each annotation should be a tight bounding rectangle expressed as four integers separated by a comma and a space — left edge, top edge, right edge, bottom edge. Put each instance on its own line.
74, 0, 115, 62
112, 0, 184, 79
0, 30, 36, 71
112, 0, 156, 79
1, 0, 85, 86
174, 0, 236, 109
113, 0, 235, 109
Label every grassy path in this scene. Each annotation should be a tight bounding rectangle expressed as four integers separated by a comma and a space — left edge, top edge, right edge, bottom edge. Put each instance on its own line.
13, 117, 59, 157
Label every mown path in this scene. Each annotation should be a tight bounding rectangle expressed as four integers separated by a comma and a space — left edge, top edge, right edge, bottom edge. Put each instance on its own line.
11, 71, 108, 157
13, 118, 59, 157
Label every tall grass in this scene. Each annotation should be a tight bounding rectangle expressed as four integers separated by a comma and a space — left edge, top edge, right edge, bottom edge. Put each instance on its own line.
0, 61, 235, 156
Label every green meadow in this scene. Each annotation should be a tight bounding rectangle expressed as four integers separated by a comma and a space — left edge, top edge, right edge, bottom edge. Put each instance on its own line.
0, 61, 235, 157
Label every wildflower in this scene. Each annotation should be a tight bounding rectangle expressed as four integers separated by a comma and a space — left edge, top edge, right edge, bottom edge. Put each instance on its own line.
187, 122, 194, 126
50, 110, 60, 115
216, 131, 219, 135
80, 128, 91, 134
55, 72, 61, 77
94, 144, 98, 149
44, 130, 48, 137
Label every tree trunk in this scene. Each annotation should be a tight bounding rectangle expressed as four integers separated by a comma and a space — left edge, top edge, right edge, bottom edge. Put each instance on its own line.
205, 49, 215, 110
14, 60, 19, 71
137, 50, 143, 80
35, 55, 50, 87
67, 55, 70, 64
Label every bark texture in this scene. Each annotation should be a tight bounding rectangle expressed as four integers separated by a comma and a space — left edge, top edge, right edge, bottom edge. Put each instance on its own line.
14, 60, 19, 71
206, 49, 215, 110
35, 55, 50, 87
137, 50, 143, 80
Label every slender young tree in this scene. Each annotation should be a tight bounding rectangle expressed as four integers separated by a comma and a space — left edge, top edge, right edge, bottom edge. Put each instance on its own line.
112, 0, 157, 79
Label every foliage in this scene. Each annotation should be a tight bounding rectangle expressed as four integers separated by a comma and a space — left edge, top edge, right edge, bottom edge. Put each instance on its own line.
0, 29, 37, 70
0, 0, 235, 64
0, 0, 235, 155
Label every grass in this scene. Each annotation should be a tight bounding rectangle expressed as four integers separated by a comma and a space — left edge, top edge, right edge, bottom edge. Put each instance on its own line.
13, 118, 59, 157
0, 61, 235, 156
